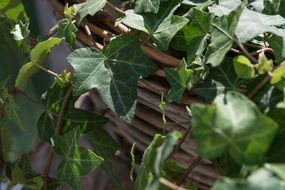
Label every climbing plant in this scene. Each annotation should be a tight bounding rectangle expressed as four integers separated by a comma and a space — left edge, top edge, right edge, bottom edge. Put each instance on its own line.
1, 0, 285, 189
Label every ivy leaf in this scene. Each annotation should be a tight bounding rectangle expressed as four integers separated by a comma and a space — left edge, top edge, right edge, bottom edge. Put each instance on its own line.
271, 65, 285, 84
38, 83, 108, 142
15, 38, 62, 90
191, 91, 278, 165
212, 168, 285, 190
0, 0, 28, 23
67, 34, 157, 123
73, 0, 107, 23
263, 0, 285, 18
171, 9, 213, 62
164, 59, 193, 103
236, 8, 285, 43
56, 18, 77, 48
54, 127, 104, 190
265, 163, 285, 181
268, 36, 285, 64
256, 52, 273, 75
122, 0, 188, 51
233, 55, 255, 79
208, 0, 242, 17
134, 0, 160, 14
134, 132, 181, 190
194, 58, 246, 102
205, 5, 244, 67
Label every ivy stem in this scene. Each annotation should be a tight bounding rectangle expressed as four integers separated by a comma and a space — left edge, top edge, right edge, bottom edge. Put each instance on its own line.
235, 40, 258, 64
177, 156, 202, 186
43, 86, 72, 190
168, 126, 191, 160
34, 63, 59, 78
159, 177, 186, 190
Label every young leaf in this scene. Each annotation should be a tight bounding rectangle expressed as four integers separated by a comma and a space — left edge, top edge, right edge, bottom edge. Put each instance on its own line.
191, 91, 278, 165
73, 0, 107, 23
205, 5, 244, 67
164, 59, 193, 103
270, 64, 285, 84
236, 8, 285, 43
256, 52, 273, 75
15, 38, 62, 90
56, 18, 77, 48
233, 55, 255, 79
171, 9, 213, 62
67, 34, 157, 123
53, 127, 104, 190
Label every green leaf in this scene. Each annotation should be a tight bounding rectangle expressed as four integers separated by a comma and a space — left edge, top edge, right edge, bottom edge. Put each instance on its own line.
67, 34, 157, 123
208, 0, 242, 16
212, 168, 285, 190
134, 0, 160, 14
236, 8, 285, 43
268, 36, 285, 64
0, 0, 28, 23
171, 8, 213, 62
191, 91, 278, 165
73, 0, 107, 23
134, 132, 181, 190
194, 58, 246, 102
122, 0, 188, 50
56, 18, 77, 48
233, 55, 255, 79
15, 38, 62, 90
164, 59, 193, 103
263, 0, 285, 18
271, 64, 285, 84
256, 52, 273, 75
54, 127, 104, 190
205, 5, 244, 67
265, 163, 285, 181
38, 83, 108, 142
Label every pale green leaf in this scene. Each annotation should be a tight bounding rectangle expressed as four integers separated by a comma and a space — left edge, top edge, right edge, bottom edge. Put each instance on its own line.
134, 0, 160, 14
73, 0, 107, 23
208, 0, 242, 16
56, 18, 77, 48
233, 55, 255, 79
271, 65, 285, 84
191, 91, 278, 165
15, 38, 62, 90
67, 34, 157, 123
256, 52, 273, 75
0, 0, 28, 22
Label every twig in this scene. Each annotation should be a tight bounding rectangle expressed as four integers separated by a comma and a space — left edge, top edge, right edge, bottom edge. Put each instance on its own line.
34, 63, 59, 78
159, 177, 186, 190
177, 156, 202, 186
168, 126, 192, 160
43, 86, 72, 190
250, 47, 273, 56
235, 40, 258, 64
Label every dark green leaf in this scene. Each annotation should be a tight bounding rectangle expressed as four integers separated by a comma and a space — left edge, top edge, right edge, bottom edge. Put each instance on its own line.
263, 0, 285, 18
56, 18, 77, 48
54, 127, 104, 190
73, 0, 107, 23
191, 91, 278, 165
236, 8, 285, 43
171, 8, 213, 62
67, 34, 157, 123
205, 5, 244, 67
164, 59, 192, 103
268, 36, 285, 64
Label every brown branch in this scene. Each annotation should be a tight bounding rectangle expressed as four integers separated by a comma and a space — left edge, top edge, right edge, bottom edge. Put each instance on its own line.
43, 86, 72, 190
235, 40, 258, 64
177, 156, 202, 186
